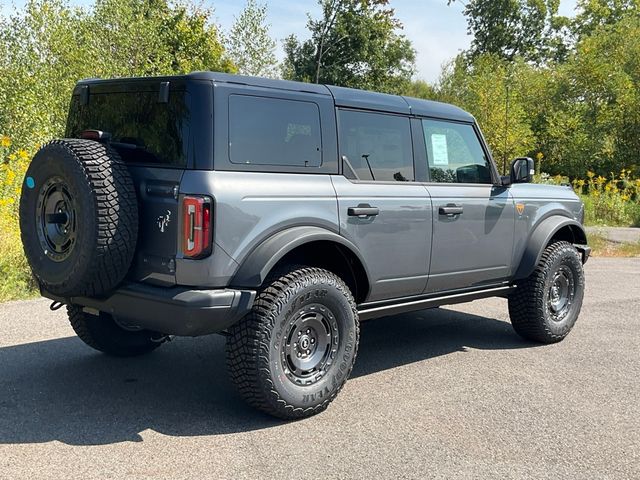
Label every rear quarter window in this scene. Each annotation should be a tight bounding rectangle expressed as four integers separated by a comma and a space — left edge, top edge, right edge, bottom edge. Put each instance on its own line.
228, 95, 322, 167
67, 90, 190, 167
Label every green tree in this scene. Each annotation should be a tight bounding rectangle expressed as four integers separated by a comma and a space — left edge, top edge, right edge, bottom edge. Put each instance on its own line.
0, 0, 234, 151
404, 80, 438, 100
573, 0, 639, 38
436, 54, 537, 173
227, 0, 277, 77
449, 0, 570, 63
282, 0, 415, 93
544, 11, 640, 176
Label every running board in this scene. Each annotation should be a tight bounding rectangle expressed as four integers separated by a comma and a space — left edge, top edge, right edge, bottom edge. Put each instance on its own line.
357, 285, 516, 321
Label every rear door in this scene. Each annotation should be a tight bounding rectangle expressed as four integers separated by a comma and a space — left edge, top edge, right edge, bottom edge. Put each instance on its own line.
420, 118, 515, 293
66, 79, 201, 285
332, 109, 432, 302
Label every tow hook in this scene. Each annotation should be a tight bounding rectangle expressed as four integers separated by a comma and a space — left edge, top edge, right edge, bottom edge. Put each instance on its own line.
49, 301, 65, 311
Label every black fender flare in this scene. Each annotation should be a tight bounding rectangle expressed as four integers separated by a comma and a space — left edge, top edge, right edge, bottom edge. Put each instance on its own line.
230, 226, 370, 289
514, 216, 588, 280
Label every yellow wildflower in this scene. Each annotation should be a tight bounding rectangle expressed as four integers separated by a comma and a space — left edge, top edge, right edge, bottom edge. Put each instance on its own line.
621, 194, 630, 201
5, 170, 15, 185
586, 171, 595, 178
0, 135, 10, 148
17, 149, 28, 160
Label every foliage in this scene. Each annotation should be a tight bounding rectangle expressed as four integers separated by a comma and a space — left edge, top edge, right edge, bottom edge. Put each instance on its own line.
576, 170, 640, 226
437, 55, 536, 174
0, 137, 37, 301
282, 0, 415, 93
537, 169, 640, 226
448, 0, 571, 63
573, 0, 639, 38
226, 0, 277, 77
0, 0, 234, 153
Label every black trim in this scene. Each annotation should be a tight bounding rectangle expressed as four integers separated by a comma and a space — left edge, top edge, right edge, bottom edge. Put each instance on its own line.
357, 284, 515, 321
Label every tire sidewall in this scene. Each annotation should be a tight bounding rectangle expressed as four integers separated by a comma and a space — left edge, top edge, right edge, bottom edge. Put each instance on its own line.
266, 274, 358, 411
19, 144, 97, 291
541, 244, 585, 337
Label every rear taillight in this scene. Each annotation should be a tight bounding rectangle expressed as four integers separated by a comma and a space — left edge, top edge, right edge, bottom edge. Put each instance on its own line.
182, 195, 213, 259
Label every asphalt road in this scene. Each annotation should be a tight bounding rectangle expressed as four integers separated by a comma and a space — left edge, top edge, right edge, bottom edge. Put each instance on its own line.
1, 258, 639, 480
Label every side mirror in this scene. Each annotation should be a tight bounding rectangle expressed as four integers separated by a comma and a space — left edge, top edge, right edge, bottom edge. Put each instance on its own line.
510, 157, 535, 184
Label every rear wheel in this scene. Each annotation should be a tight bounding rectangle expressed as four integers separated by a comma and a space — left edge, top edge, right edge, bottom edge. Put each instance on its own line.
68, 305, 163, 357
226, 266, 359, 419
508, 241, 585, 343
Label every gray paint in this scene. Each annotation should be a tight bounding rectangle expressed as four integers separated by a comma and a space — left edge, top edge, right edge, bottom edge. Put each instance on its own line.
77, 72, 588, 310
331, 176, 432, 301
176, 170, 340, 287
424, 184, 515, 292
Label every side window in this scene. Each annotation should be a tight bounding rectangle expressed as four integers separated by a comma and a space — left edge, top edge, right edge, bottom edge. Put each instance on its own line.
229, 95, 322, 167
338, 109, 414, 182
422, 119, 493, 184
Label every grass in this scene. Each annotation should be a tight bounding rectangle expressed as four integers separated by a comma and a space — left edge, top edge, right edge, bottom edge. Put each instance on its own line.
0, 229, 38, 302
587, 234, 640, 258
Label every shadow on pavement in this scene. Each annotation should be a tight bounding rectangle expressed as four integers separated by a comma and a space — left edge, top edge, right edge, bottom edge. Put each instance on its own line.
0, 307, 534, 446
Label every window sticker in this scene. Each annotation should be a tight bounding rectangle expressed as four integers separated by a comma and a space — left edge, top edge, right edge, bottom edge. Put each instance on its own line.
431, 134, 449, 166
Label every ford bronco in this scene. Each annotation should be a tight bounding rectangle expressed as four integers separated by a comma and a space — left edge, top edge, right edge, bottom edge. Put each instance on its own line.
19, 72, 590, 419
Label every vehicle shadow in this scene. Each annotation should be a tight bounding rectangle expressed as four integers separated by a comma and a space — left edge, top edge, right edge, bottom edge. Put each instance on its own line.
0, 307, 535, 446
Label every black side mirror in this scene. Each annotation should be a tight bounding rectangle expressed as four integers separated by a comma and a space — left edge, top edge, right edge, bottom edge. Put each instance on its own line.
510, 157, 535, 184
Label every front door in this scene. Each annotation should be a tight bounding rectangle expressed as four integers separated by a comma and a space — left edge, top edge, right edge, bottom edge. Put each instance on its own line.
420, 118, 515, 293
332, 109, 432, 302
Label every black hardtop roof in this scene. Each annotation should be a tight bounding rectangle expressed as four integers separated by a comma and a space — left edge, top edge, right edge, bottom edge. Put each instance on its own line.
77, 71, 474, 122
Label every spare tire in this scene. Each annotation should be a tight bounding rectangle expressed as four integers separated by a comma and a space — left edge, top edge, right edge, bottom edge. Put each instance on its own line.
19, 139, 138, 297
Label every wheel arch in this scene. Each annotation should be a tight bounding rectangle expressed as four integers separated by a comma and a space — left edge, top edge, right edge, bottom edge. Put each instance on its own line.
230, 226, 371, 303
514, 216, 588, 280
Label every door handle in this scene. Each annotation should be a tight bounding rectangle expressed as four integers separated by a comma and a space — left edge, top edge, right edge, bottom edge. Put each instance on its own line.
438, 204, 464, 216
348, 205, 379, 217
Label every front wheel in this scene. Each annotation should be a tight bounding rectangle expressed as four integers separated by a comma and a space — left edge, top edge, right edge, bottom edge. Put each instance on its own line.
508, 241, 585, 343
226, 267, 359, 419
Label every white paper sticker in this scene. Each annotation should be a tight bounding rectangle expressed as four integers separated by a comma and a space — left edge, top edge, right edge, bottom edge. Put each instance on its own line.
431, 134, 449, 166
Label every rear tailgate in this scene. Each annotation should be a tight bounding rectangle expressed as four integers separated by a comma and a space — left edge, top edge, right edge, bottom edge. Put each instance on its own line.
66, 78, 197, 286
127, 166, 183, 285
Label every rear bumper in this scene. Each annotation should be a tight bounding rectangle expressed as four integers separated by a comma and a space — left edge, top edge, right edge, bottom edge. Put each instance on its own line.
42, 283, 255, 337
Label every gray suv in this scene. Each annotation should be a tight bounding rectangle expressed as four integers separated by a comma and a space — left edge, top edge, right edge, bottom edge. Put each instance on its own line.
19, 72, 590, 419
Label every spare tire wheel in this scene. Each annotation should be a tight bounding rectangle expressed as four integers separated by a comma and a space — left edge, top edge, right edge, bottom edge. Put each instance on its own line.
19, 139, 138, 297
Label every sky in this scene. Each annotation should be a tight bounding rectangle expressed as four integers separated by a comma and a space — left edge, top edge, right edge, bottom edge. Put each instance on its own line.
0, 0, 579, 82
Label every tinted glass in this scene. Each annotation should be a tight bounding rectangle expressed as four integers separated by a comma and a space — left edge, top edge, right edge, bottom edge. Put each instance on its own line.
422, 119, 492, 184
67, 91, 190, 167
229, 95, 322, 167
338, 110, 413, 182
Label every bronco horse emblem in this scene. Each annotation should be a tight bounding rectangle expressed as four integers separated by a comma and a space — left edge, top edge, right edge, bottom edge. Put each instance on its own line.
157, 210, 171, 233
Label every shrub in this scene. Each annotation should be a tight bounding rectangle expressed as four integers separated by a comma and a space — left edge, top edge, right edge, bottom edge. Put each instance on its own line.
0, 136, 37, 301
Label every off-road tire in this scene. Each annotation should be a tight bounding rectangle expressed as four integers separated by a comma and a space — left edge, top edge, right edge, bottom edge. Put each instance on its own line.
19, 139, 138, 297
508, 241, 585, 343
226, 266, 359, 420
67, 305, 163, 357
